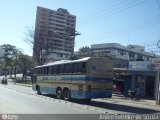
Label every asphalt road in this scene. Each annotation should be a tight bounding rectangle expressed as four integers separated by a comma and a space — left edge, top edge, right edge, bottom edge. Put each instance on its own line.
1, 79, 160, 120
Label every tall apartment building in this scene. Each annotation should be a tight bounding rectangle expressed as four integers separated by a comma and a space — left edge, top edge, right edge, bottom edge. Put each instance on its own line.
34, 6, 76, 64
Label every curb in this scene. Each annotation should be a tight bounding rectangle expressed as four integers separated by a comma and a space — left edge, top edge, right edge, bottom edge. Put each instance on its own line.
15, 83, 32, 87
102, 97, 156, 107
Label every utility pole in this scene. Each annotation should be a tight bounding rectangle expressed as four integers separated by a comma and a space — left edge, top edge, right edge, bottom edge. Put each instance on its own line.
156, 40, 160, 105
14, 54, 18, 84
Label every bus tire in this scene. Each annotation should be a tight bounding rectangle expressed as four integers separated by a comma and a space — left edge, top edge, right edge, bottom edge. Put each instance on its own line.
84, 99, 91, 103
56, 89, 62, 99
63, 89, 71, 101
36, 86, 41, 95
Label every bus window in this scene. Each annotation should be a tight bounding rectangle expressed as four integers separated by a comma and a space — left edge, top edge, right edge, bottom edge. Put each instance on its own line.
64, 64, 69, 74
82, 62, 86, 73
55, 65, 60, 74
77, 62, 82, 74
68, 63, 73, 74
59, 64, 64, 74
34, 68, 37, 74
44, 67, 49, 75
37, 68, 40, 74
48, 66, 52, 75
40, 68, 43, 74
52, 65, 55, 75
73, 63, 78, 74
76, 62, 86, 74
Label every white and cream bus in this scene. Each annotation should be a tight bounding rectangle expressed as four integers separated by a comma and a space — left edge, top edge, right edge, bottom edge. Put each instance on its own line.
32, 57, 113, 101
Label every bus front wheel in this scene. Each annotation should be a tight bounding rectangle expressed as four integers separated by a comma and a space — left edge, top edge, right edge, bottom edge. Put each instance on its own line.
63, 89, 71, 101
56, 89, 62, 99
37, 86, 41, 95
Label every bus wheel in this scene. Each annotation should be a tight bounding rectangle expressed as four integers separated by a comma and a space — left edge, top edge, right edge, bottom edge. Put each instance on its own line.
63, 89, 71, 101
84, 99, 91, 103
37, 86, 41, 95
56, 89, 62, 99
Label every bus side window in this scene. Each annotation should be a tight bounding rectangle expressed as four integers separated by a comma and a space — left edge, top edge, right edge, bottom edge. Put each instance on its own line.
76, 62, 86, 74
38, 68, 40, 74
34, 68, 37, 74
73, 63, 78, 74
82, 62, 86, 73
48, 66, 52, 75
52, 65, 55, 75
42, 67, 45, 74
40, 68, 43, 74
68, 64, 73, 74
64, 64, 69, 74
77, 62, 82, 74
59, 64, 64, 74
56, 65, 60, 74
44, 67, 48, 75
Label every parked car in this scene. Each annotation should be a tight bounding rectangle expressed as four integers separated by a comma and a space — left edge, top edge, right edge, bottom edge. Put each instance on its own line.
1, 78, 7, 85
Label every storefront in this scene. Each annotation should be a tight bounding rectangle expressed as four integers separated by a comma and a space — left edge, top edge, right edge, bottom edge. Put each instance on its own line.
128, 61, 156, 99
113, 68, 132, 96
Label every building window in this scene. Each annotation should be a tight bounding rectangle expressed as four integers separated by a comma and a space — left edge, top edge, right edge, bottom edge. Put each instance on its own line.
137, 54, 143, 61
129, 52, 135, 58
119, 51, 124, 55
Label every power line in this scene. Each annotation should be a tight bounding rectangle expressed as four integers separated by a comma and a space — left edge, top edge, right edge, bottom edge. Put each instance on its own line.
78, 0, 148, 27
78, 0, 126, 23
157, 0, 160, 9
78, 0, 144, 27
102, 15, 160, 39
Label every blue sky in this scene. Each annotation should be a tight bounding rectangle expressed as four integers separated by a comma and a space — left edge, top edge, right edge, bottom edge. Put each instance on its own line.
0, 0, 160, 56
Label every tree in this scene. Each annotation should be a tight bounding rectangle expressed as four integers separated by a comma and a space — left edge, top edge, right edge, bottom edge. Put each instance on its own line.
23, 26, 44, 63
2, 44, 22, 81
17, 54, 35, 82
24, 26, 80, 65
77, 46, 91, 58
94, 50, 116, 59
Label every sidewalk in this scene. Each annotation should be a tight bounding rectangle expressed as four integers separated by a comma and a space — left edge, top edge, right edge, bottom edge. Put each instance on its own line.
101, 93, 156, 106
7, 79, 32, 87
15, 83, 32, 87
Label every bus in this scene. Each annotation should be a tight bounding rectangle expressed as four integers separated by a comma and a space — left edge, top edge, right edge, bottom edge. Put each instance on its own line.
32, 57, 113, 101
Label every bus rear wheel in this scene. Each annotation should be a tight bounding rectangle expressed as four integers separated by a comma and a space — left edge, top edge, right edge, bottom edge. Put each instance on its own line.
63, 89, 71, 101
84, 99, 91, 103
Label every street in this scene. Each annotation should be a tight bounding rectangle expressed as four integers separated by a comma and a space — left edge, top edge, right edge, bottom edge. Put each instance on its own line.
0, 80, 160, 120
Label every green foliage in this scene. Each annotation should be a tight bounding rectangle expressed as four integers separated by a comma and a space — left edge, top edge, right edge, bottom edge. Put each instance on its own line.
94, 50, 116, 59
2, 44, 20, 67
78, 46, 91, 58
2, 44, 35, 82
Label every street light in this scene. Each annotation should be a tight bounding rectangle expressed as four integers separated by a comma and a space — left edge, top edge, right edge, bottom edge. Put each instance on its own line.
47, 29, 80, 59
157, 39, 160, 48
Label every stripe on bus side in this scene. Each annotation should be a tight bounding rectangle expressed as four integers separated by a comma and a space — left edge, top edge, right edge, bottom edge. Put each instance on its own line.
33, 81, 113, 93
33, 85, 112, 99
37, 75, 113, 83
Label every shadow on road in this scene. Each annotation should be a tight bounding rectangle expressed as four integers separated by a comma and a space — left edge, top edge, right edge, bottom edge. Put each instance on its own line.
42, 94, 160, 114
87, 100, 160, 114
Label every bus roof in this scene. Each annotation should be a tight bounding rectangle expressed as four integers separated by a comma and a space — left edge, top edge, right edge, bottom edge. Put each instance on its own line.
35, 57, 91, 68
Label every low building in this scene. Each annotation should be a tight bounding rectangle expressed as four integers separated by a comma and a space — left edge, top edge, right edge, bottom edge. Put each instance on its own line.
91, 43, 158, 62
128, 61, 157, 99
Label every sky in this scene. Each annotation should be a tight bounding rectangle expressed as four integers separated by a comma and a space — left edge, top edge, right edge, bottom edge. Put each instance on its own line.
0, 0, 160, 56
